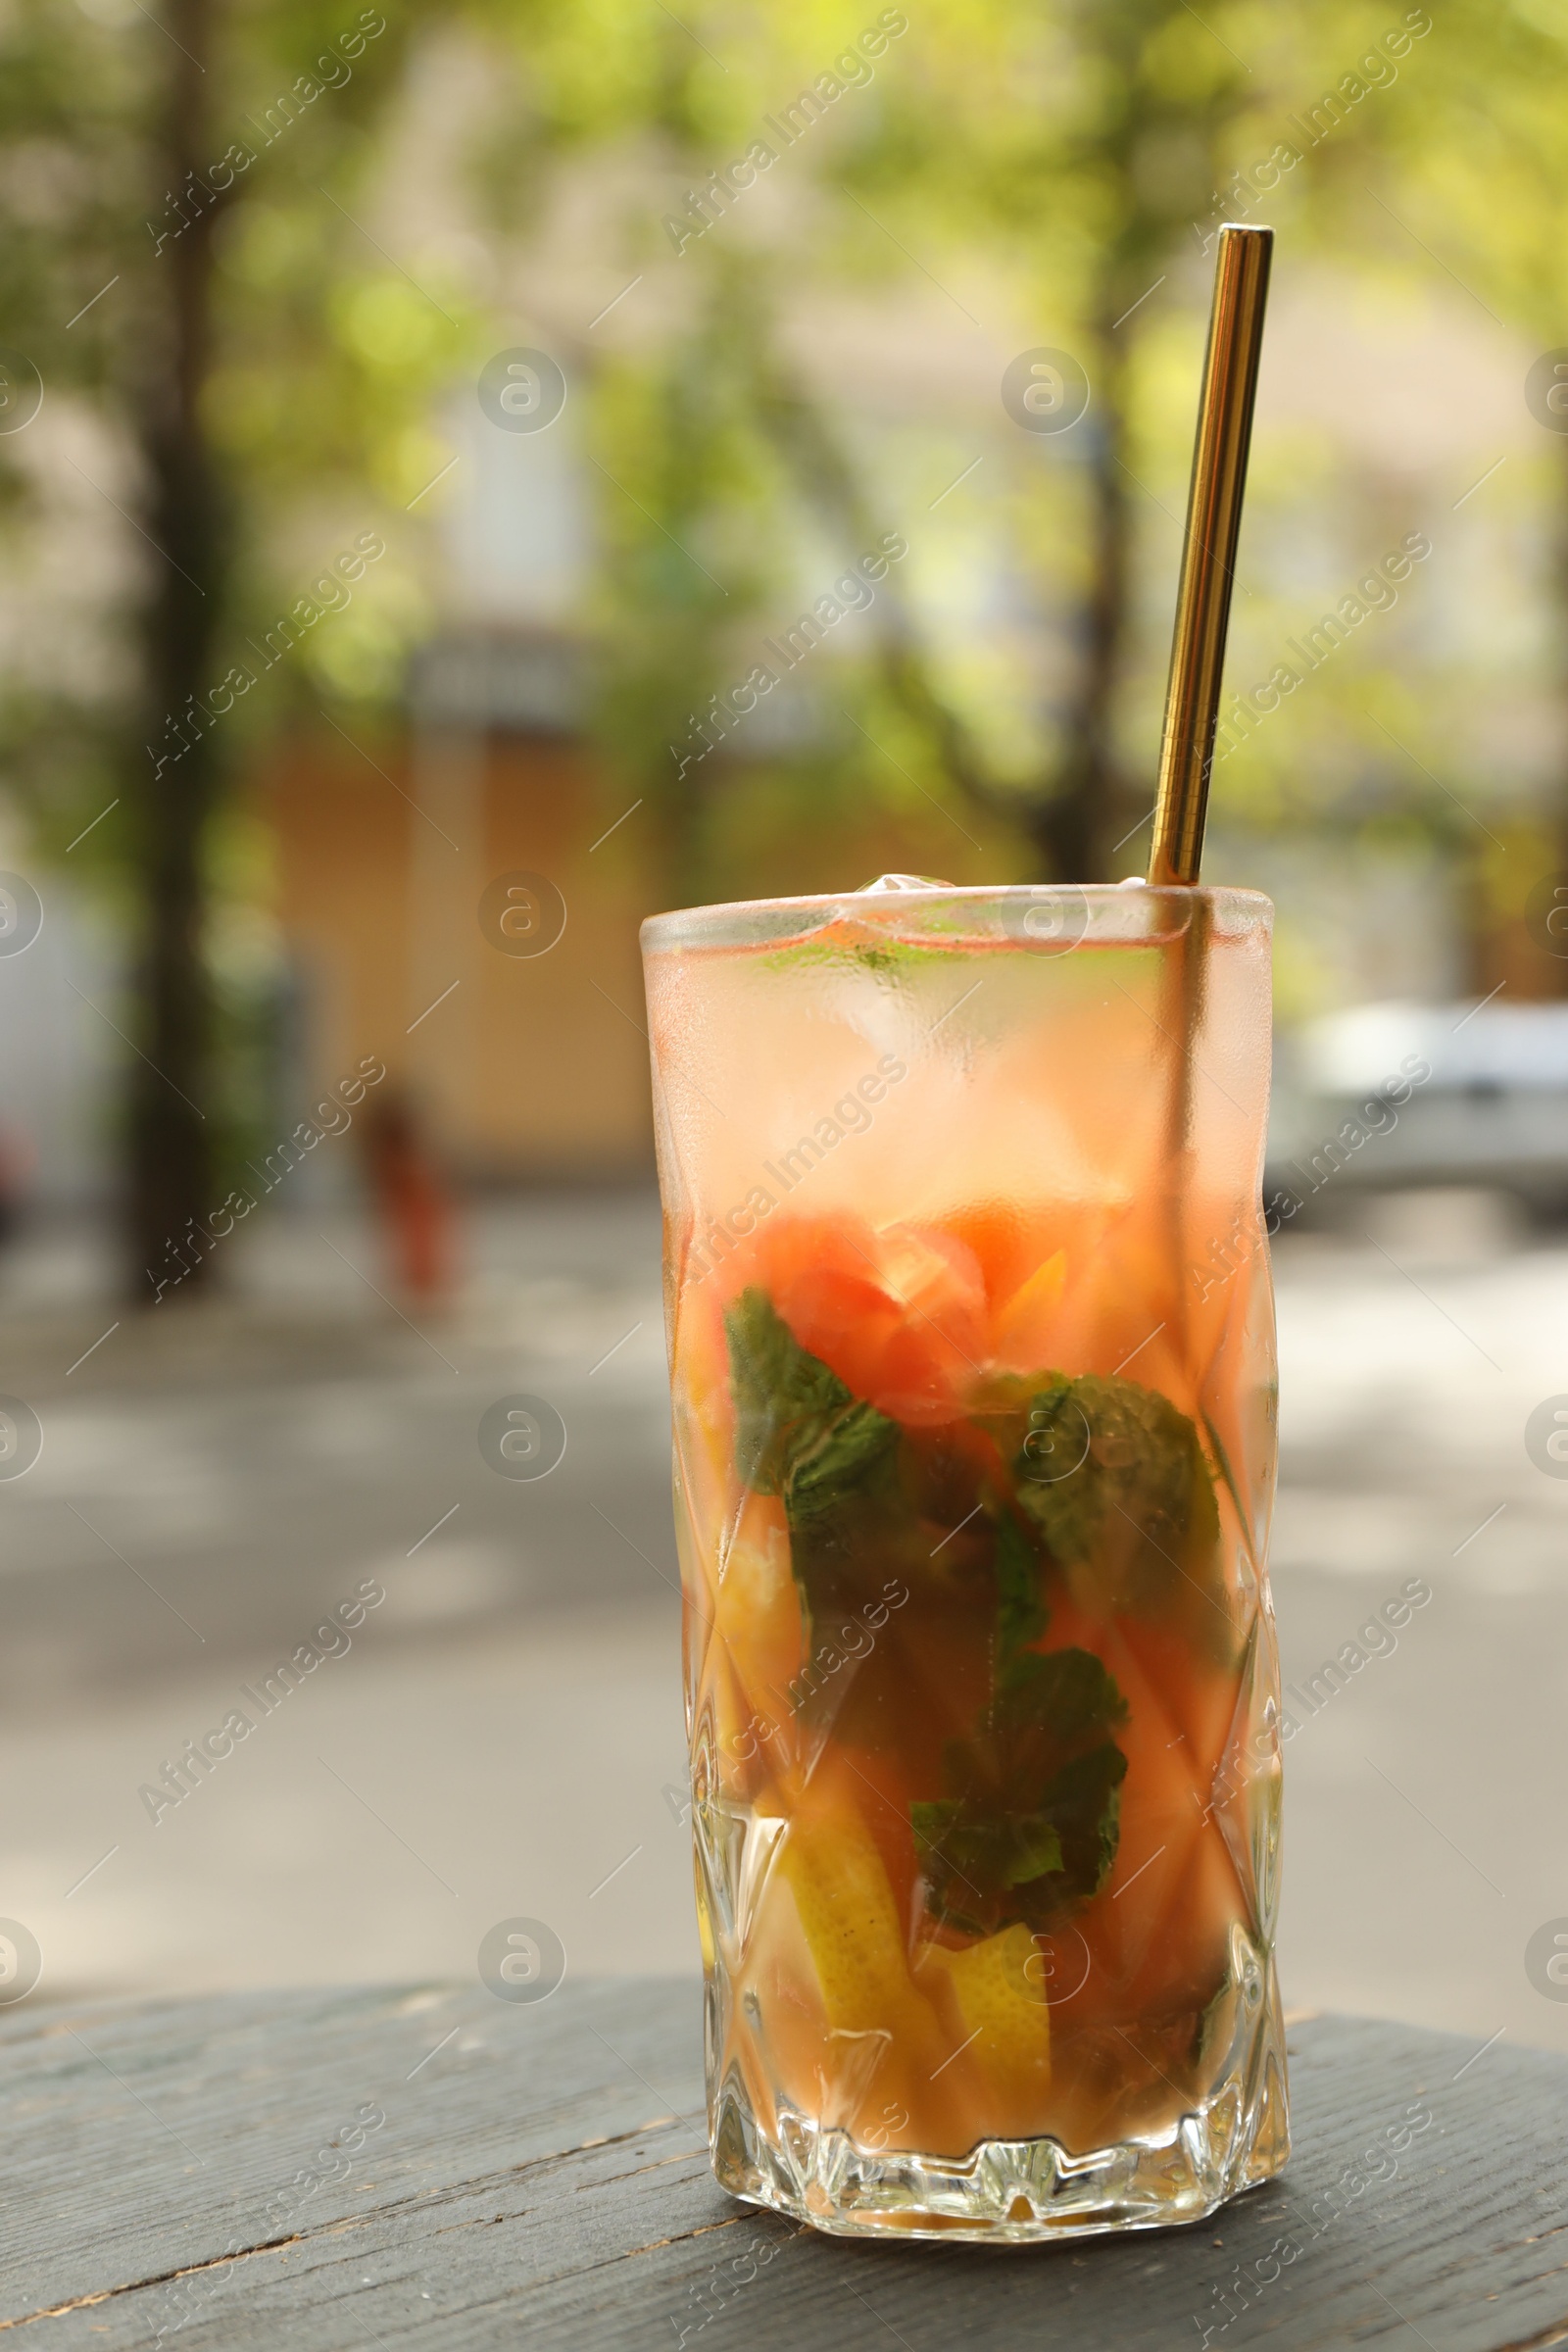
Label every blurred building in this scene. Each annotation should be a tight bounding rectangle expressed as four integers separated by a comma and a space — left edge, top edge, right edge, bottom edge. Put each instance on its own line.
258, 402, 655, 1183
262, 640, 654, 1183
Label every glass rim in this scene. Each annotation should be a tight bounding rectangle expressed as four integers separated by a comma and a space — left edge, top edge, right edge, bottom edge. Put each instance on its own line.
641, 879, 1273, 955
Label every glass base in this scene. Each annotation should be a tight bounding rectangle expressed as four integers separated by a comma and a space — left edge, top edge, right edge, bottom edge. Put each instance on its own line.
710, 1986, 1290, 2244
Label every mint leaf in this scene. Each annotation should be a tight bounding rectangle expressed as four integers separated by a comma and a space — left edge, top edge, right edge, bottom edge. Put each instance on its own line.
912, 1642, 1128, 1935
1001, 1813, 1067, 1886
910, 1796, 959, 1851
992, 1645, 1127, 1748
912, 1798, 1063, 1920
724, 1287, 907, 1650
1011, 1370, 1223, 1632
724, 1288, 898, 1521
1038, 1740, 1126, 1898
788, 1405, 902, 1524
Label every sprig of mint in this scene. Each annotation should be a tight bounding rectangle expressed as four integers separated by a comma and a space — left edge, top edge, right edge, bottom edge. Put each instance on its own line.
722, 1291, 1162, 1936
724, 1288, 906, 1642
725, 1287, 900, 1522
911, 1565, 1129, 1936
1007, 1370, 1224, 1635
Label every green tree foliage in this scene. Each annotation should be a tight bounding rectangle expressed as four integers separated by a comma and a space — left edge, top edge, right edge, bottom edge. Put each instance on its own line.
9, 0, 1568, 1275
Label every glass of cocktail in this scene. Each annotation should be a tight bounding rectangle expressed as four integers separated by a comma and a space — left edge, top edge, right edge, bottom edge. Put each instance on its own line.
640, 873, 1287, 2239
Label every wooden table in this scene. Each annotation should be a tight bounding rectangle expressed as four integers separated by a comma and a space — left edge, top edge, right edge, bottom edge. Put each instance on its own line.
2, 1983, 1562, 2349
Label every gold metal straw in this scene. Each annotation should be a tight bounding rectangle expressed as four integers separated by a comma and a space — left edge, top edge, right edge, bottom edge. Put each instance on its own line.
1148, 224, 1273, 888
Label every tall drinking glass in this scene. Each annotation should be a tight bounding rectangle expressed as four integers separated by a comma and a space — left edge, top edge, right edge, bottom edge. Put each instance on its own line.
641, 877, 1287, 2241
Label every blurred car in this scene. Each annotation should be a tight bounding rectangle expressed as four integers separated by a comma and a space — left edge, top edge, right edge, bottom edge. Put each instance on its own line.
1267, 999, 1568, 1223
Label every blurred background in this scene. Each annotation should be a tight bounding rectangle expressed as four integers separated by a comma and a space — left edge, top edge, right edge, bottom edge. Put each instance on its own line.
0, 0, 1566, 2056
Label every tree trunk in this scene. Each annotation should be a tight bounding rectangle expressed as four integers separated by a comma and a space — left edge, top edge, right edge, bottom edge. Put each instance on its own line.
127, 0, 224, 1301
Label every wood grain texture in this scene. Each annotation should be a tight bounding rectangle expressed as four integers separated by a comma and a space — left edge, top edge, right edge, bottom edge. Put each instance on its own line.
0, 1984, 1562, 2351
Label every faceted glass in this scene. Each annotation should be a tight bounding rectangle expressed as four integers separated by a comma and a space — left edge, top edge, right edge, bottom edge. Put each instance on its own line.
641, 879, 1288, 2242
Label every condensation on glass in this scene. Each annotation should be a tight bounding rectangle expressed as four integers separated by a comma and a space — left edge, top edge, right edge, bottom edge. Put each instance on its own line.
641, 880, 1287, 2241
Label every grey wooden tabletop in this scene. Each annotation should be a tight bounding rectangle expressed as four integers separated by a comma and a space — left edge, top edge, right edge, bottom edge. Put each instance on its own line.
1, 1982, 1561, 2350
